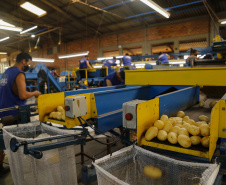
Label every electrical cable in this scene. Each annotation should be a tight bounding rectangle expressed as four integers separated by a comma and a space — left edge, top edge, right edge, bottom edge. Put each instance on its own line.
77, 117, 125, 146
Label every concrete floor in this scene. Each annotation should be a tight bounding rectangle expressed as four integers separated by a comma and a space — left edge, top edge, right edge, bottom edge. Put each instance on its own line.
0, 136, 125, 185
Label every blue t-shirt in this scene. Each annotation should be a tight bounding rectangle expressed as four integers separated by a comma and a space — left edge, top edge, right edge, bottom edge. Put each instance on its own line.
79, 58, 88, 68
158, 53, 169, 64
103, 71, 124, 86
0, 67, 26, 118
104, 59, 116, 68
122, 55, 132, 66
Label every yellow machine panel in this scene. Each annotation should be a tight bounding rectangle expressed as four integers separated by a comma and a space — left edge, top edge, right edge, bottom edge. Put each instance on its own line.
125, 67, 226, 86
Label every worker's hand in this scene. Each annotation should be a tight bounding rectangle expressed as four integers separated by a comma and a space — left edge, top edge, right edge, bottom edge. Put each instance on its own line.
33, 91, 41, 98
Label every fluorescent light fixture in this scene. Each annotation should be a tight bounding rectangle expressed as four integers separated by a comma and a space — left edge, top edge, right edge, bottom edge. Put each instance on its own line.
58, 51, 89, 59
31, 35, 35, 38
0, 37, 9, 42
140, 0, 170, 18
32, 58, 54, 63
97, 56, 123, 61
0, 25, 22, 32
219, 19, 226, 24
0, 20, 15, 27
0, 52, 7, 54
93, 65, 103, 68
20, 2, 47, 17
184, 55, 189, 59
20, 25, 38, 34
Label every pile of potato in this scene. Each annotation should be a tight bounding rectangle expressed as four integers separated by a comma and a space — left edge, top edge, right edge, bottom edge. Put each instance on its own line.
145, 111, 210, 148
48, 106, 65, 121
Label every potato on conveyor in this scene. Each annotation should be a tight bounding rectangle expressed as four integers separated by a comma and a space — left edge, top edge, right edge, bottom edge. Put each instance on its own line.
174, 117, 183, 125
178, 128, 189, 137
145, 127, 158, 141
52, 112, 58, 119
168, 132, 178, 144
182, 122, 190, 131
188, 125, 200, 136
157, 130, 168, 141
154, 120, 164, 130
201, 136, 210, 147
57, 105, 64, 112
168, 117, 176, 125
177, 111, 185, 118
163, 120, 173, 133
160, 115, 168, 123
199, 115, 209, 122
182, 116, 190, 122
190, 136, 201, 145
199, 100, 205, 107
196, 121, 207, 127
56, 112, 62, 120
200, 124, 210, 136
49, 112, 54, 118
188, 119, 196, 126
144, 165, 162, 179
178, 135, 191, 148
169, 126, 180, 134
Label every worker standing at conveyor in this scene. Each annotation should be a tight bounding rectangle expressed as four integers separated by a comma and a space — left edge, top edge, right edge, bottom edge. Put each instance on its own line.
79, 55, 92, 79
156, 52, 170, 65
103, 70, 125, 86
0, 52, 41, 176
186, 48, 198, 66
103, 56, 117, 68
120, 53, 132, 70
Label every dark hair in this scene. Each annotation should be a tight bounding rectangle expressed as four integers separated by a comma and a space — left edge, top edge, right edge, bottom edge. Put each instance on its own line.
113, 56, 116, 59
16, 52, 32, 63
159, 52, 163, 55
85, 55, 89, 58
52, 67, 56, 70
190, 48, 198, 55
125, 53, 129, 55
119, 70, 125, 81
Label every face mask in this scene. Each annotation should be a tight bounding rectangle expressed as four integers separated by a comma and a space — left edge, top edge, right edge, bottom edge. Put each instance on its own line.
23, 65, 29, 72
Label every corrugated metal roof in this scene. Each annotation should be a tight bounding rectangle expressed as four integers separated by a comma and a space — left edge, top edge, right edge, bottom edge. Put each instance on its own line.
0, 0, 225, 53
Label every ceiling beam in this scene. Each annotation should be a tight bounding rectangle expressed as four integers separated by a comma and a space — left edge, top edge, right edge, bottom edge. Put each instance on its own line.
40, 0, 102, 35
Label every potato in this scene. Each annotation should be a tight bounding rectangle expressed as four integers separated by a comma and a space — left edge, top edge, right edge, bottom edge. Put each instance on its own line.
178, 135, 191, 148
188, 125, 200, 136
201, 136, 210, 147
196, 121, 207, 127
182, 116, 190, 122
56, 112, 62, 120
175, 124, 182, 128
57, 105, 64, 112
174, 117, 183, 125
200, 124, 210, 136
188, 119, 196, 126
52, 112, 57, 119
160, 115, 168, 123
168, 132, 178, 144
178, 128, 189, 137
157, 130, 168, 141
209, 101, 218, 108
199, 100, 205, 107
199, 115, 209, 122
145, 127, 158, 141
190, 136, 201, 145
169, 126, 180, 134
177, 111, 185, 118
163, 120, 173, 133
182, 122, 190, 131
62, 114, 65, 121
168, 117, 176, 125
49, 112, 54, 118
154, 120, 164, 130
144, 165, 162, 179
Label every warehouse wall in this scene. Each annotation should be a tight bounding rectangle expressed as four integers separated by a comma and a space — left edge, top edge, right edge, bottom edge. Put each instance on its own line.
8, 17, 211, 73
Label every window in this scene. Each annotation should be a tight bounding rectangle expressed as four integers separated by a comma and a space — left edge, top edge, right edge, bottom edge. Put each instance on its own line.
47, 45, 61, 55
179, 38, 207, 52
123, 46, 142, 56
103, 49, 119, 57
151, 42, 174, 54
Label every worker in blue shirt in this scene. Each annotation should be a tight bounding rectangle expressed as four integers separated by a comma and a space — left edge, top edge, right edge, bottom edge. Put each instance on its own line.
103, 70, 125, 86
0, 53, 41, 176
186, 48, 198, 66
120, 53, 132, 70
103, 56, 117, 68
79, 55, 92, 79
156, 52, 170, 65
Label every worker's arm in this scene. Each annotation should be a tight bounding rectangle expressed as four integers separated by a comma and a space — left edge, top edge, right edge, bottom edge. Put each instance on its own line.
120, 59, 122, 66
166, 54, 170, 59
86, 61, 92, 69
105, 79, 112, 86
15, 73, 41, 100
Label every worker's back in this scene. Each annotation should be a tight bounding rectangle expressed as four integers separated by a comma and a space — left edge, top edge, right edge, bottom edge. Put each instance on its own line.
79, 58, 88, 68
0, 67, 26, 117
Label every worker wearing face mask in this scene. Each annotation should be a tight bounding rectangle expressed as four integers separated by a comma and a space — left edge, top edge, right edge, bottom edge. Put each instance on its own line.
0, 52, 41, 176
